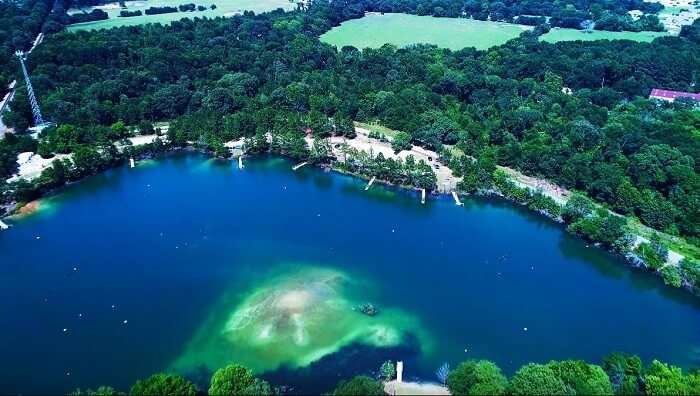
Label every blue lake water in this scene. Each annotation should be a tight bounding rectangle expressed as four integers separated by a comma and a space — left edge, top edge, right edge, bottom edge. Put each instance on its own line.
1, 153, 699, 394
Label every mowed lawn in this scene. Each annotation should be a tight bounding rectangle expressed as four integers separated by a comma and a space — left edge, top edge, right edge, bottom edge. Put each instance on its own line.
320, 13, 532, 51
541, 27, 668, 43
67, 0, 296, 31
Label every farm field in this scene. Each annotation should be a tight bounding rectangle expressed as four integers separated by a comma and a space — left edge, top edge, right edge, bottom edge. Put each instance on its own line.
67, 0, 296, 31
320, 13, 532, 51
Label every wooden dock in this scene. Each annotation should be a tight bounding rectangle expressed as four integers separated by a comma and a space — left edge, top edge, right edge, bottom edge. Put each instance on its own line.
292, 161, 308, 171
452, 191, 464, 206
129, 158, 135, 168
421, 189, 426, 204
365, 176, 376, 191
238, 156, 244, 169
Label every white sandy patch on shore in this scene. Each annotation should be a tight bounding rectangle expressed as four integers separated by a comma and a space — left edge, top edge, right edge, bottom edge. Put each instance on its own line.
384, 380, 450, 395
129, 134, 160, 146
7, 152, 71, 183
497, 166, 571, 205
308, 127, 460, 191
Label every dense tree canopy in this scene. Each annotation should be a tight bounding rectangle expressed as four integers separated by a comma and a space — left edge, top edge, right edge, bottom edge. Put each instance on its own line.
332, 375, 385, 395
128, 373, 197, 396
446, 360, 508, 395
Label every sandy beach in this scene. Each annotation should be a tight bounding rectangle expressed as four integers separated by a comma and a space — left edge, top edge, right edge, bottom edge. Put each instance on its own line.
384, 380, 450, 395
6, 152, 72, 183
305, 126, 461, 191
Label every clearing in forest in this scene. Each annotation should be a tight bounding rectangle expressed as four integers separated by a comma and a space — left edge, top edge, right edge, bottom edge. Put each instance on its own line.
67, 0, 296, 31
320, 13, 532, 51
540, 27, 668, 43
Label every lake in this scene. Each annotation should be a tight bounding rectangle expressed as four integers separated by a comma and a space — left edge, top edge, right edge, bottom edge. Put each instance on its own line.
1, 153, 699, 394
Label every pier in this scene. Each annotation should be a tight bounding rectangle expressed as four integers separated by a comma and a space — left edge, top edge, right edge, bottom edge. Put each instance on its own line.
129, 158, 135, 168
238, 156, 244, 169
452, 191, 464, 206
421, 189, 426, 204
0, 220, 9, 230
292, 161, 308, 171
365, 176, 376, 191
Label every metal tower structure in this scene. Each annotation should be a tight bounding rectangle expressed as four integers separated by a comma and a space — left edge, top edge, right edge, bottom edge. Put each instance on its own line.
15, 50, 45, 127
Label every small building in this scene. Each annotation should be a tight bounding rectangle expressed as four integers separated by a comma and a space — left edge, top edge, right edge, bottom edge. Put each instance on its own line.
649, 88, 700, 103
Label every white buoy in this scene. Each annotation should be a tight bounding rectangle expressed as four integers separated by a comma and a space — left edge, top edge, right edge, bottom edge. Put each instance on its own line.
452, 191, 464, 206
129, 158, 135, 168
292, 161, 308, 171
238, 156, 244, 169
365, 176, 376, 191
421, 189, 426, 204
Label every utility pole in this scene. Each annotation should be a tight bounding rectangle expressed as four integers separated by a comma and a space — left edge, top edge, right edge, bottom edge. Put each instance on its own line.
15, 50, 45, 127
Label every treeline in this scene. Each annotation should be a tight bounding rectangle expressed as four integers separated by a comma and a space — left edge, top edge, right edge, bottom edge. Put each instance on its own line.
4, 3, 700, 243
143, 3, 213, 15
68, 9, 108, 24
119, 10, 142, 17
165, 109, 437, 189
68, 353, 700, 395
144, 6, 177, 15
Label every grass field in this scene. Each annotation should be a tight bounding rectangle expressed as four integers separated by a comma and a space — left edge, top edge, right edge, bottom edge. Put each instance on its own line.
541, 27, 668, 43
320, 13, 533, 51
67, 0, 296, 31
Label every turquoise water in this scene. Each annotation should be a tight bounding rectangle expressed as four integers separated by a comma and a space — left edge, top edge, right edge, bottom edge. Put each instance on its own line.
1, 153, 699, 393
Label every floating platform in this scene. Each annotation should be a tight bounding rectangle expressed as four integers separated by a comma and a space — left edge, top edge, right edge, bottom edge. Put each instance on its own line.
421, 189, 426, 204
452, 191, 464, 206
0, 220, 9, 230
292, 161, 308, 171
365, 176, 376, 191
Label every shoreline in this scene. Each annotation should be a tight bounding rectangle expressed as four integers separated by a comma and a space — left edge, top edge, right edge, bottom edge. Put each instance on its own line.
1, 139, 697, 299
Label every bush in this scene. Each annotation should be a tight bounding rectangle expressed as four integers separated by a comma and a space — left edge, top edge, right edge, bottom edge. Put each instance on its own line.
547, 360, 613, 395
446, 360, 507, 395
391, 131, 413, 153
333, 376, 384, 395
508, 364, 569, 395
208, 364, 256, 396
661, 265, 682, 288
129, 373, 196, 395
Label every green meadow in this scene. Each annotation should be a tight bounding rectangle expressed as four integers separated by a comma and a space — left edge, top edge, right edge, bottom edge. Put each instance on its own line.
67, 0, 296, 31
541, 27, 668, 43
320, 13, 532, 51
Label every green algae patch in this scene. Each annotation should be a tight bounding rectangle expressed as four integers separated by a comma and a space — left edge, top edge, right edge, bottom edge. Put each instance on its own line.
172, 266, 429, 374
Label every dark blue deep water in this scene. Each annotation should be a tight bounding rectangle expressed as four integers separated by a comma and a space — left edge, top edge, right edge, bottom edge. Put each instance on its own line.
1, 153, 699, 394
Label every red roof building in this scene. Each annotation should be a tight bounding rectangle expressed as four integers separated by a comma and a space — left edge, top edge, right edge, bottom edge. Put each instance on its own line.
649, 88, 700, 102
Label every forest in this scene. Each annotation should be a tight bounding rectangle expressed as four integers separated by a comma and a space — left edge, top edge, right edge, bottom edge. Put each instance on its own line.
2, 0, 699, 244
69, 353, 700, 395
0, 0, 678, 94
